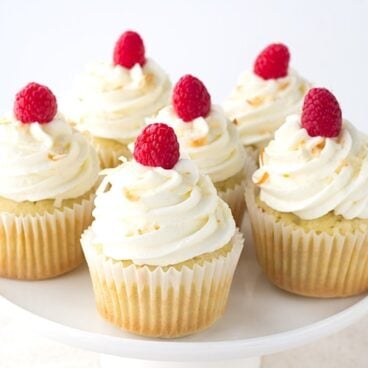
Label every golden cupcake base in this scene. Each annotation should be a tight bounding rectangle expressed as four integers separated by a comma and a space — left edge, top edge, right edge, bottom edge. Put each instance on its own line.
246, 183, 368, 298
82, 230, 244, 338
0, 189, 95, 280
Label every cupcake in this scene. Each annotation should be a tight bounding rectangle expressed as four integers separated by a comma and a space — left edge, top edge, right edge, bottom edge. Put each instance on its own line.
64, 31, 171, 169
152, 74, 250, 225
82, 123, 243, 337
246, 87, 368, 297
224, 43, 310, 155
0, 83, 100, 280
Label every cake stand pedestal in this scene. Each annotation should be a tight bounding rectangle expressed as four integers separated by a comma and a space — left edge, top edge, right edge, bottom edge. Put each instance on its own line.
1, 215, 367, 367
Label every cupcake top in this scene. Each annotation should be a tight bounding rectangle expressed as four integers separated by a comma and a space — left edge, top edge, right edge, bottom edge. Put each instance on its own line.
0, 82, 99, 203
90, 123, 236, 266
224, 43, 310, 146
152, 75, 246, 183
253, 88, 368, 220
64, 31, 171, 144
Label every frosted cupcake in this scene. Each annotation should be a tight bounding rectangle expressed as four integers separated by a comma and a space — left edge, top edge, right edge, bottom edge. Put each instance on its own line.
82, 123, 243, 337
64, 31, 171, 169
152, 75, 249, 225
224, 43, 310, 154
246, 87, 368, 297
0, 83, 99, 280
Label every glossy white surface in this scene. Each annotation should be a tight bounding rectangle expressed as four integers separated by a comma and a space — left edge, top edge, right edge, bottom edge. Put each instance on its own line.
0, 214, 367, 362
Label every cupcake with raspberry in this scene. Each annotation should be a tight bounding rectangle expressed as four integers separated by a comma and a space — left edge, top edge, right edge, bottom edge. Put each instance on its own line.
246, 87, 368, 297
64, 30, 171, 169
82, 123, 243, 337
224, 43, 311, 155
152, 75, 251, 225
0, 83, 99, 280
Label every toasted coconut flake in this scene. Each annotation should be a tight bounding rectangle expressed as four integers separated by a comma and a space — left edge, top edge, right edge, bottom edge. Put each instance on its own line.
48, 143, 70, 161
232, 118, 238, 126
311, 140, 326, 156
48, 152, 67, 161
291, 139, 306, 151
256, 171, 269, 185
247, 96, 265, 107
189, 137, 208, 147
123, 188, 140, 201
335, 159, 349, 174
278, 81, 290, 91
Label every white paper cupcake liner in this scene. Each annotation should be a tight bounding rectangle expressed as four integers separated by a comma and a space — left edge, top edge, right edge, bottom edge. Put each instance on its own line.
218, 155, 257, 227
218, 178, 246, 227
82, 229, 244, 338
244, 145, 260, 165
93, 141, 132, 170
244, 153, 258, 183
0, 193, 95, 280
246, 182, 368, 298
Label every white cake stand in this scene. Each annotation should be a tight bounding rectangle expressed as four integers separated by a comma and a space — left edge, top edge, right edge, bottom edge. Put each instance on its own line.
0, 214, 368, 368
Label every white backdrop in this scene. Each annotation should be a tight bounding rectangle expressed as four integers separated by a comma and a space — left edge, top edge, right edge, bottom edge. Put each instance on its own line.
0, 0, 367, 130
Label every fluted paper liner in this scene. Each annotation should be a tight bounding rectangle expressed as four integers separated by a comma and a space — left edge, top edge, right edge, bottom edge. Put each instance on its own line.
94, 143, 132, 170
218, 178, 246, 227
0, 193, 95, 280
244, 150, 258, 182
82, 230, 244, 338
244, 145, 260, 165
218, 155, 257, 227
246, 182, 368, 298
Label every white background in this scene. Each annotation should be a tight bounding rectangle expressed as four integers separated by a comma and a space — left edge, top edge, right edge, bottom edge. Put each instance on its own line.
0, 1, 368, 367
0, 0, 367, 130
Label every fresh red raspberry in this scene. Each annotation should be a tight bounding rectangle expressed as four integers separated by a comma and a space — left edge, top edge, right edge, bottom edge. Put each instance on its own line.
14, 82, 57, 124
172, 75, 211, 122
133, 123, 180, 169
301, 88, 342, 138
254, 43, 290, 80
113, 30, 146, 69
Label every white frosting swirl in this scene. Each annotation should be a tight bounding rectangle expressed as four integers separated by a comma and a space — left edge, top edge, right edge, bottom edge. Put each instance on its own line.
89, 159, 236, 265
64, 59, 171, 144
224, 69, 310, 146
252, 115, 368, 220
0, 115, 99, 202
151, 105, 246, 183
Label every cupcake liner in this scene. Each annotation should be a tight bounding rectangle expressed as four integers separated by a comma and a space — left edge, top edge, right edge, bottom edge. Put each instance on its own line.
82, 230, 244, 338
218, 155, 257, 227
218, 178, 246, 227
244, 145, 260, 164
244, 153, 258, 183
0, 193, 95, 280
246, 182, 368, 298
93, 141, 132, 170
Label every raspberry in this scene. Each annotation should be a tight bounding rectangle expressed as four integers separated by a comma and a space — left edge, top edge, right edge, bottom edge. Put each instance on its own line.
172, 75, 211, 122
133, 123, 180, 169
301, 88, 342, 138
254, 43, 290, 80
14, 82, 57, 124
113, 31, 146, 69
